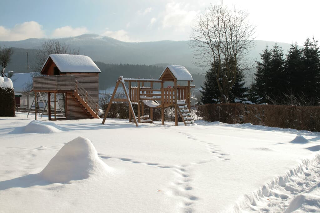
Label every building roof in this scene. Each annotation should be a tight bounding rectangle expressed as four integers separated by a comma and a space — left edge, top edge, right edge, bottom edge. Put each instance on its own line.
11, 73, 33, 93
46, 54, 101, 73
159, 65, 193, 81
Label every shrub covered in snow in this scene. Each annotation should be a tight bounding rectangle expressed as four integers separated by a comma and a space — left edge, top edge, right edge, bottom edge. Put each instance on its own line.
0, 77, 15, 117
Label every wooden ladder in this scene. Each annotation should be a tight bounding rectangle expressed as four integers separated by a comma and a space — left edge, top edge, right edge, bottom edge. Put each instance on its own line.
177, 100, 194, 126
74, 81, 100, 119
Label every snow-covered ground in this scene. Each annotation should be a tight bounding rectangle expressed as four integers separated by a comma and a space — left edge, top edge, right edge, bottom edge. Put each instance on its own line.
1, 113, 320, 213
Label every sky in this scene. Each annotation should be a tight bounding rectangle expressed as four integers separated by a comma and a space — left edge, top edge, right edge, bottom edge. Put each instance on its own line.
0, 0, 320, 45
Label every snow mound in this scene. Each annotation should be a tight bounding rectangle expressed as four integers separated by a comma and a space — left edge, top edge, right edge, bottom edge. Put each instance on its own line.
40, 137, 111, 183
290, 135, 309, 144
0, 76, 13, 89
23, 121, 61, 133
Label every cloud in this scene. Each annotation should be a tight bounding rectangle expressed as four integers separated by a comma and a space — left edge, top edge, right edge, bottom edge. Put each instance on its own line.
150, 18, 157, 25
162, 2, 198, 32
52, 26, 88, 38
0, 21, 45, 41
138, 7, 153, 16
102, 30, 138, 42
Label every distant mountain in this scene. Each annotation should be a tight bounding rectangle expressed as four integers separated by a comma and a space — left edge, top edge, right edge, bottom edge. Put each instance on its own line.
1, 34, 293, 85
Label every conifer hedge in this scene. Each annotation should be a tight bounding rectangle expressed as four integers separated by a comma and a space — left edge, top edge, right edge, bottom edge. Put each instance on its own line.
197, 103, 320, 132
0, 87, 15, 117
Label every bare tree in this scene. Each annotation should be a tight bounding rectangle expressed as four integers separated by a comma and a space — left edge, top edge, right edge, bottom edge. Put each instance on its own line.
0, 47, 14, 77
191, 5, 255, 103
34, 40, 79, 74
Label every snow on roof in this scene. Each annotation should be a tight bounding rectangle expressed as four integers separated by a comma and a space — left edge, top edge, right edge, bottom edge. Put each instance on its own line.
162, 65, 193, 81
0, 76, 13, 89
49, 54, 101, 73
11, 73, 33, 92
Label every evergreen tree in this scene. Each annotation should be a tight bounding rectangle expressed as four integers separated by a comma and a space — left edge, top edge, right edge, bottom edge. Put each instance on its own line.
269, 45, 286, 103
253, 38, 320, 106
283, 44, 304, 104
253, 47, 272, 103
229, 68, 248, 102
201, 61, 220, 104
201, 59, 248, 104
301, 38, 320, 105
252, 45, 285, 104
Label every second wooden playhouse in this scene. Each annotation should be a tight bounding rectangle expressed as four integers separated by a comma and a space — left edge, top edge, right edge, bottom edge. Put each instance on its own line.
102, 65, 194, 126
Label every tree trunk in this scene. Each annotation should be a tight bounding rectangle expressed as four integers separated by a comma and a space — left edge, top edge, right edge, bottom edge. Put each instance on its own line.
1, 67, 5, 77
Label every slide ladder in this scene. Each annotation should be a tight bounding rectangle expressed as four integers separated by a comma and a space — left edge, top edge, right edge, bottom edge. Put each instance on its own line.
74, 81, 100, 119
177, 100, 194, 126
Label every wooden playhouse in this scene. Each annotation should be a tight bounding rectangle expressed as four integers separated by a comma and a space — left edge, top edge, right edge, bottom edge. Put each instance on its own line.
102, 65, 194, 126
33, 54, 100, 120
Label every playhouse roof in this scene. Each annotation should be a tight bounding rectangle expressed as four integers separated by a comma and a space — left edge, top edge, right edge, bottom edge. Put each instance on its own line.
159, 65, 193, 81
43, 54, 101, 73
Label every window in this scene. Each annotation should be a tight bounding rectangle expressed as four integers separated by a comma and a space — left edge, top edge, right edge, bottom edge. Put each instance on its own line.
54, 67, 60, 75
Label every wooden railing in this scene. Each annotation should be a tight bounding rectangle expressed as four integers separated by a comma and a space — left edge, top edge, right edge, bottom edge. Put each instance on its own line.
129, 86, 190, 106
75, 80, 99, 115
33, 75, 76, 91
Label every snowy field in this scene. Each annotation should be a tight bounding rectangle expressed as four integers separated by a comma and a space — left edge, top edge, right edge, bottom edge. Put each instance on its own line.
1, 113, 320, 213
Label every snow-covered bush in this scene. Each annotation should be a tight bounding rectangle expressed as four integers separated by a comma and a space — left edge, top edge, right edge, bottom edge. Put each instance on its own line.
0, 77, 15, 117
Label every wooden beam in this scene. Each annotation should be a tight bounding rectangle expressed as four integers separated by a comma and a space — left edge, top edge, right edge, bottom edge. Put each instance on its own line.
65, 92, 68, 118
35, 92, 37, 120
129, 81, 132, 122
141, 81, 144, 118
120, 81, 138, 127
138, 82, 141, 123
174, 80, 178, 126
54, 92, 57, 120
112, 99, 128, 102
48, 92, 51, 120
161, 81, 164, 125
102, 80, 120, 124
150, 108, 153, 121
187, 81, 191, 110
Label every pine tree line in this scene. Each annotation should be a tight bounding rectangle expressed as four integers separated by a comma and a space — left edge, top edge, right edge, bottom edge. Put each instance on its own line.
201, 38, 320, 106
251, 38, 320, 105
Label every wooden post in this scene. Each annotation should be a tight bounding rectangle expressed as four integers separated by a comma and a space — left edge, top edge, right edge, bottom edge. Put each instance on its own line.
35, 92, 37, 120
161, 82, 164, 125
150, 108, 153, 121
188, 81, 191, 110
48, 92, 51, 120
141, 82, 145, 119
150, 82, 154, 122
138, 82, 141, 123
102, 80, 120, 124
174, 80, 178, 126
65, 93, 68, 119
54, 92, 57, 120
129, 81, 132, 122
121, 81, 138, 127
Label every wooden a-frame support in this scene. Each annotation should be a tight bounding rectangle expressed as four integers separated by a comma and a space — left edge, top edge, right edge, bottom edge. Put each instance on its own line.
102, 77, 138, 126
